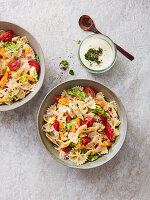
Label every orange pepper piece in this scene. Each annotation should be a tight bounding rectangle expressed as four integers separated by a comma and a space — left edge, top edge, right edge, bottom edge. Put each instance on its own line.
71, 123, 76, 133
59, 121, 64, 132
58, 98, 69, 106
1, 48, 6, 60
0, 71, 8, 89
95, 99, 107, 108
76, 118, 81, 127
26, 74, 35, 82
75, 145, 85, 151
101, 140, 111, 147
25, 47, 30, 56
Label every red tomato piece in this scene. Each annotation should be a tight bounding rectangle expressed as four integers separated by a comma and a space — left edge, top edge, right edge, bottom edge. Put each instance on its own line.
83, 87, 94, 97
66, 113, 72, 123
82, 136, 92, 146
0, 30, 13, 42
82, 116, 94, 128
9, 60, 20, 71
53, 119, 59, 131
55, 96, 61, 103
61, 145, 72, 153
28, 60, 39, 73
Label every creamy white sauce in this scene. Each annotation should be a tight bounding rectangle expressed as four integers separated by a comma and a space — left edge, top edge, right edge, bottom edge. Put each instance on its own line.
80, 35, 115, 71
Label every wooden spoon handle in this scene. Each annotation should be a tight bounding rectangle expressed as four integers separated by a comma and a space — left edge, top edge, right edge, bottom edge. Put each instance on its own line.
91, 27, 134, 61
114, 43, 134, 60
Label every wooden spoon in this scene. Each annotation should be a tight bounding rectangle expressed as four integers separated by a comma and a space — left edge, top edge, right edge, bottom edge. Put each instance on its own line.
79, 15, 134, 61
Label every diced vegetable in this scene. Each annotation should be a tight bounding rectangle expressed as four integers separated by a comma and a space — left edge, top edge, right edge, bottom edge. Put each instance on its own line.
59, 121, 64, 132
101, 140, 111, 147
99, 115, 113, 141
87, 154, 100, 162
25, 47, 30, 56
71, 123, 76, 133
53, 119, 59, 131
95, 99, 107, 107
55, 96, 61, 103
9, 60, 20, 71
76, 118, 81, 127
66, 119, 76, 131
1, 41, 21, 51
26, 74, 35, 82
66, 89, 88, 101
28, 60, 39, 73
60, 60, 69, 69
66, 113, 72, 123
82, 136, 92, 146
82, 116, 94, 128
0, 30, 13, 42
35, 54, 40, 65
69, 70, 74, 75
29, 66, 38, 81
81, 149, 86, 154
83, 87, 94, 97
61, 145, 72, 153
1, 47, 6, 60
0, 71, 8, 89
58, 98, 69, 106
89, 106, 108, 118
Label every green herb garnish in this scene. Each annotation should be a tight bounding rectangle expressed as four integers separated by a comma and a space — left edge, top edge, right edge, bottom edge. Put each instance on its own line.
87, 154, 100, 162
69, 69, 74, 75
66, 89, 88, 101
88, 106, 108, 118
35, 54, 40, 65
81, 149, 86, 154
73, 40, 81, 44
84, 48, 103, 65
60, 60, 69, 68
1, 41, 21, 51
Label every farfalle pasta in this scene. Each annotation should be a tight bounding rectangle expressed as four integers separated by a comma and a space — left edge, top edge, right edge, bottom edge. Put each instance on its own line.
42, 86, 120, 165
0, 30, 40, 105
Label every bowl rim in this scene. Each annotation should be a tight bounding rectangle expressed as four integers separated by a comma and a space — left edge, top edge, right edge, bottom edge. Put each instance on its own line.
78, 33, 117, 73
0, 21, 45, 111
37, 79, 127, 169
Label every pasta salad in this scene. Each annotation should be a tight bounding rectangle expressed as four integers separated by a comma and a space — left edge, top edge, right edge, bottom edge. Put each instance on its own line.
0, 30, 40, 105
43, 86, 120, 165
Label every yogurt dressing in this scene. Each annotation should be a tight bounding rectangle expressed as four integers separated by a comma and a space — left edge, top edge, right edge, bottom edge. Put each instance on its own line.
80, 35, 115, 71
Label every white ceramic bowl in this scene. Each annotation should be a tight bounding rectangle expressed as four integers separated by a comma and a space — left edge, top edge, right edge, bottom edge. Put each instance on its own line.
0, 21, 45, 111
38, 79, 127, 169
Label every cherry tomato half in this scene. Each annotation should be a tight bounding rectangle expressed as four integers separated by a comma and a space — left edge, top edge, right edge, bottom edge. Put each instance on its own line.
9, 60, 20, 71
82, 136, 92, 146
83, 87, 94, 97
66, 113, 72, 123
61, 145, 72, 153
28, 60, 39, 73
0, 30, 13, 42
53, 119, 59, 131
55, 96, 61, 103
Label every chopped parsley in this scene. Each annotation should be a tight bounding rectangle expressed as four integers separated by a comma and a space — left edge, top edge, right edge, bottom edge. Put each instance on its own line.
69, 69, 74, 75
1, 41, 21, 51
84, 48, 103, 65
35, 54, 40, 65
60, 60, 69, 69
73, 40, 81, 44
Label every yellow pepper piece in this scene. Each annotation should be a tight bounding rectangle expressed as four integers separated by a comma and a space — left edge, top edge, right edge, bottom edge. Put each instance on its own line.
0, 71, 8, 89
71, 123, 76, 133
59, 121, 64, 132
95, 99, 107, 108
25, 47, 30, 56
101, 140, 111, 147
58, 98, 69, 106
76, 118, 81, 127
26, 74, 35, 82
60, 132, 68, 141
1, 48, 6, 60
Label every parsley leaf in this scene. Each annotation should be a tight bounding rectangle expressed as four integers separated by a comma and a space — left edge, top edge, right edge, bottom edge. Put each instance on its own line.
60, 60, 69, 68
69, 69, 74, 75
35, 54, 40, 65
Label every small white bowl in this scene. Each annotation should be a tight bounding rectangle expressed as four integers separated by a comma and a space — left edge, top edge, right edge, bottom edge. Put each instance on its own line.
38, 79, 127, 169
0, 21, 45, 111
78, 34, 117, 73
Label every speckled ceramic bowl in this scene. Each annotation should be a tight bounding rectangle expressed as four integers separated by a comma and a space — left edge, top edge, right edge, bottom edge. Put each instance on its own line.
38, 79, 127, 169
0, 21, 45, 111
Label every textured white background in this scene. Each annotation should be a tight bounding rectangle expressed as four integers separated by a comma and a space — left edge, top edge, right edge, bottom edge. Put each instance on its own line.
0, 0, 150, 199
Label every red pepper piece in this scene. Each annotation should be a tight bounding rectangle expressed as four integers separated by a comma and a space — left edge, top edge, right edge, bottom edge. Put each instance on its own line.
61, 145, 72, 153
0, 30, 13, 42
99, 115, 113, 141
53, 119, 59, 131
66, 113, 72, 123
82, 136, 92, 146
83, 87, 94, 97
